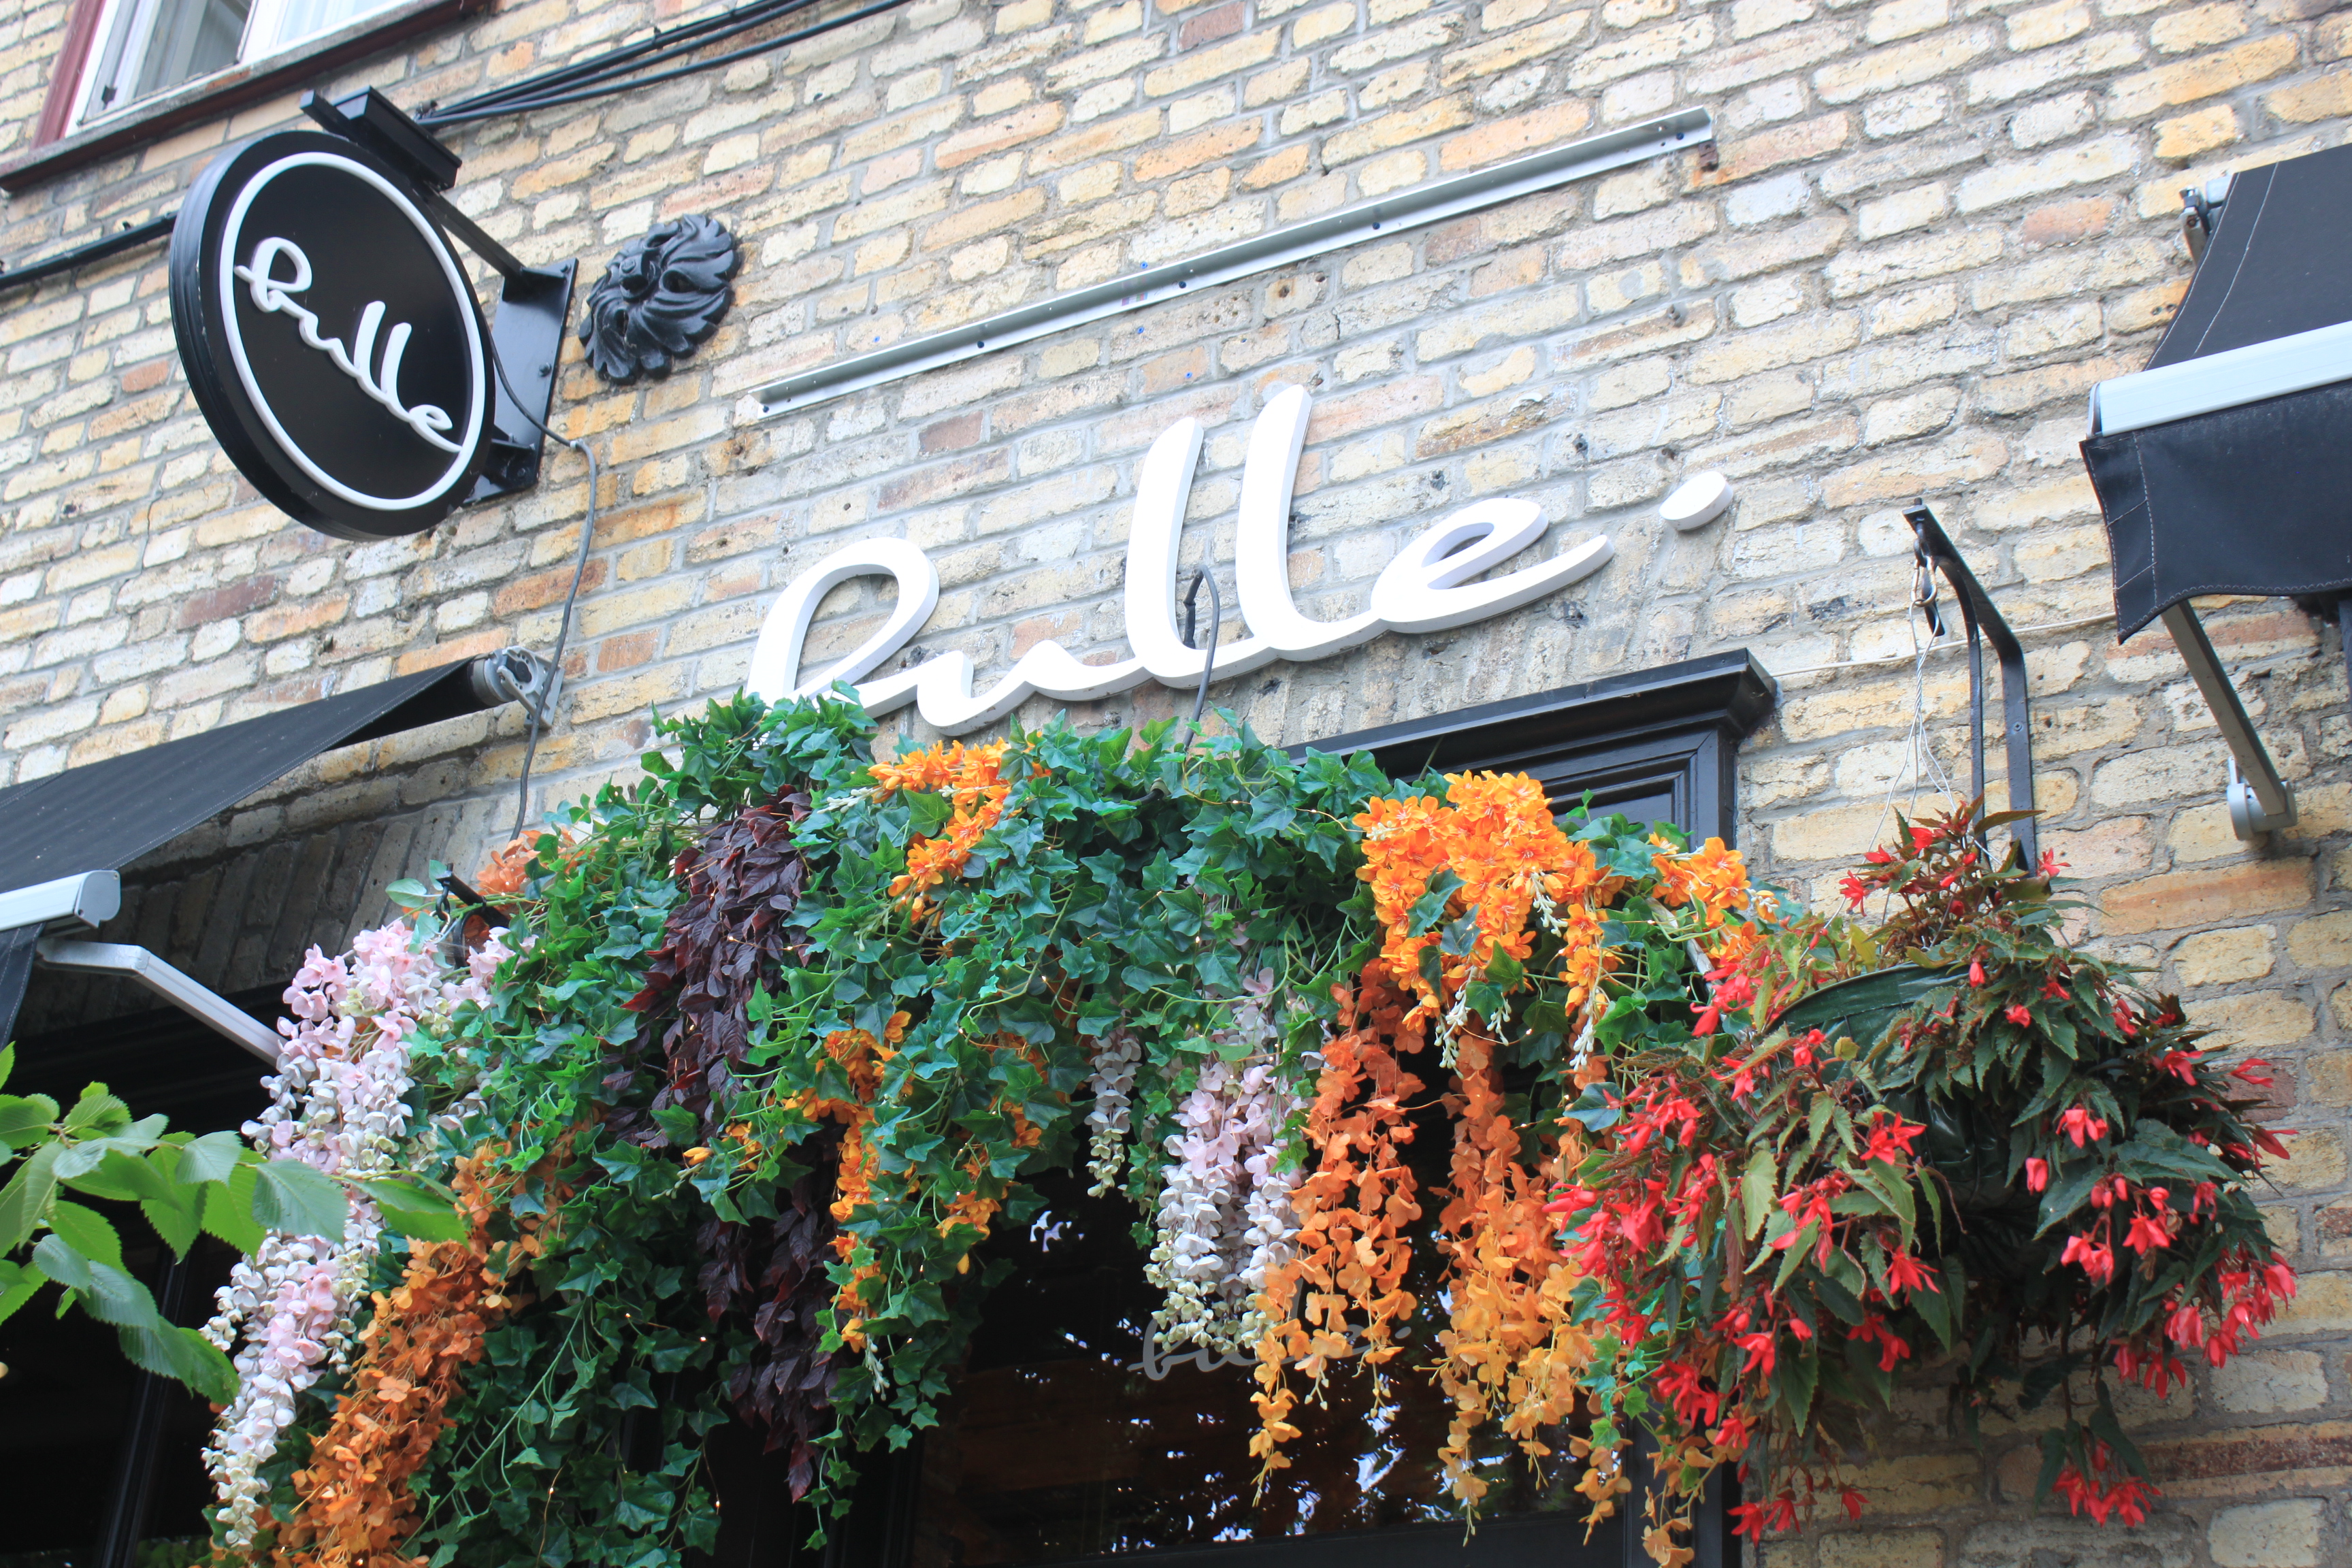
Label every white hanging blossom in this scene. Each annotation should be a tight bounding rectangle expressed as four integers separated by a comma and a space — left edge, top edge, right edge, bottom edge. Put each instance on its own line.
1144, 970, 1302, 1357
201, 918, 508, 1550
1084, 1026, 1142, 1196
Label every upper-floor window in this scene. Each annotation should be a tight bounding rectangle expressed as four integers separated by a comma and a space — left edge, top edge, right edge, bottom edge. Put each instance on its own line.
73, 0, 401, 127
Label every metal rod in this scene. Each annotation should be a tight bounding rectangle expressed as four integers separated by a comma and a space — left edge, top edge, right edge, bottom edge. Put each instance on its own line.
755, 108, 1716, 416
1906, 504, 2039, 869
34, 938, 281, 1062
0, 214, 174, 296
2158, 601, 2296, 832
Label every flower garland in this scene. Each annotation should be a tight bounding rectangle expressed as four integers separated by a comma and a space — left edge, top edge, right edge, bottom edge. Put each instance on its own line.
202, 919, 505, 1550
208, 701, 2297, 1568
268, 1147, 544, 1568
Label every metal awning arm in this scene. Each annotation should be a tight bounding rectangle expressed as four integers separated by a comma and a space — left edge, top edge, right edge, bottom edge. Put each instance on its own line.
1906, 504, 2039, 868
2156, 602, 2296, 840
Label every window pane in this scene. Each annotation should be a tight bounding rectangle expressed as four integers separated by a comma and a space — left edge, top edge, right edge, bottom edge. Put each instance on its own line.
909, 1149, 1588, 1568
82, 0, 250, 121
259, 0, 402, 53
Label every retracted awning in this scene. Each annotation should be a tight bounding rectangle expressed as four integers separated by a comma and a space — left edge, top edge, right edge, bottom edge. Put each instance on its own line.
0, 651, 553, 1046
2082, 142, 2352, 638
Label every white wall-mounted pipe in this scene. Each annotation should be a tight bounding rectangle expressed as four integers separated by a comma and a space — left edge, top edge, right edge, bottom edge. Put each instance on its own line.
35, 938, 282, 1065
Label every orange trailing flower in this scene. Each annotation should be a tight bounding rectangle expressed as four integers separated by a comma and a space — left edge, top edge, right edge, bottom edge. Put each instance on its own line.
1651, 835, 1752, 933
1431, 1026, 1592, 1512
869, 740, 1015, 918
1250, 970, 1425, 1482
271, 1149, 555, 1568
1356, 773, 1629, 1040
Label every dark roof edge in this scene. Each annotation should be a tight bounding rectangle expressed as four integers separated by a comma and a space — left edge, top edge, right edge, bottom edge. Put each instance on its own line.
1290, 649, 1778, 765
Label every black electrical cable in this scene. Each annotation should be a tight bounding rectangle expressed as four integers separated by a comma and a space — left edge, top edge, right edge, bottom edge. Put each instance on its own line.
427, 0, 803, 116
486, 340, 598, 843
419, 0, 906, 125
421, 0, 820, 120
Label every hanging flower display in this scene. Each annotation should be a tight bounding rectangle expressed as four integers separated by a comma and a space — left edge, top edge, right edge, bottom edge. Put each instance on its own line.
201, 918, 506, 1552
1556, 804, 2297, 1555
201, 699, 2293, 1568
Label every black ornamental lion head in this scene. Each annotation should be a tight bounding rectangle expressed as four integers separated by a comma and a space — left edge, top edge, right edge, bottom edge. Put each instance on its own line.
579, 214, 741, 382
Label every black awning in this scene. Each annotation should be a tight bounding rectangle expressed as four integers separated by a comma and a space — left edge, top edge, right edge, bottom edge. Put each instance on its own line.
0, 658, 498, 896
2082, 142, 2352, 637
0, 657, 510, 1047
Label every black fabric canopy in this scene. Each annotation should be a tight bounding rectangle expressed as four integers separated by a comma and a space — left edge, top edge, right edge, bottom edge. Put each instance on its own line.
0, 659, 491, 898
2081, 142, 2352, 638
0, 659, 500, 1045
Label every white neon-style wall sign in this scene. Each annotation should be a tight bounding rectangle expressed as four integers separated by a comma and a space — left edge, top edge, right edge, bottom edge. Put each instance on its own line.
746, 384, 1614, 734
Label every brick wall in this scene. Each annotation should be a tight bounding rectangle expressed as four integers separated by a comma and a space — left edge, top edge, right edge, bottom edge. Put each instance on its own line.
5, 0, 2352, 1561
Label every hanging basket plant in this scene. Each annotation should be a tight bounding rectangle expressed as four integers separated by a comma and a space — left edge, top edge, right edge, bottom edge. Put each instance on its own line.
1556, 804, 2296, 1554
192, 700, 2294, 1568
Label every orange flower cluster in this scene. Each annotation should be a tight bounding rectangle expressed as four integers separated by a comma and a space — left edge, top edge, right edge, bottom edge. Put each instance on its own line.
1651, 836, 1753, 934
1250, 971, 1425, 1480
1355, 773, 1627, 1032
271, 1151, 547, 1568
869, 740, 1015, 919
797, 1015, 1042, 1352
1430, 1026, 1591, 1511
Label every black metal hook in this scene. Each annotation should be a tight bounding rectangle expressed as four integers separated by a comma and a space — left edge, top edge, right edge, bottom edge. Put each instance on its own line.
1906, 504, 2038, 869
1180, 567, 1222, 734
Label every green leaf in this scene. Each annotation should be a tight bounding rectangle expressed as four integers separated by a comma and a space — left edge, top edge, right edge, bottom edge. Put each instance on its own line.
1774, 1343, 1818, 1428
201, 1163, 264, 1254
361, 1178, 470, 1243
904, 790, 953, 838
176, 1130, 245, 1186
47, 1200, 122, 1269
0, 1258, 40, 1328
1910, 1257, 1962, 1351
1771, 964, 1954, 1047
59, 1086, 131, 1136
0, 1141, 63, 1254
250, 1158, 348, 1242
1740, 1145, 1775, 1240
2035, 1162, 2101, 1237
0, 1041, 13, 1091
0, 1092, 57, 1151
31, 1235, 158, 1328
118, 1320, 238, 1405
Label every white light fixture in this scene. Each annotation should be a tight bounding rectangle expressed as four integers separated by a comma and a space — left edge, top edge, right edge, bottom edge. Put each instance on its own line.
0, 870, 122, 934
1661, 472, 1733, 532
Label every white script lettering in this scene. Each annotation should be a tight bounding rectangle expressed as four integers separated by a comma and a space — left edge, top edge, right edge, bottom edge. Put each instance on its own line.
746, 383, 1614, 734
1123, 1337, 1257, 1380
233, 237, 462, 454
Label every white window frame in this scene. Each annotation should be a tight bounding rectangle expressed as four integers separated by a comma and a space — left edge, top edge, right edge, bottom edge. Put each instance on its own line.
69, 0, 400, 131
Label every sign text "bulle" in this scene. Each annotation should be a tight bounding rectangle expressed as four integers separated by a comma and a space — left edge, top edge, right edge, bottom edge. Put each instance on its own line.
745, 384, 1613, 734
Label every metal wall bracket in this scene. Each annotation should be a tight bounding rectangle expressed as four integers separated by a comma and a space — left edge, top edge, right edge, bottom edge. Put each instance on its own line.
2158, 601, 2296, 841
34, 937, 281, 1064
470, 260, 578, 504
300, 88, 576, 508
1907, 504, 2039, 868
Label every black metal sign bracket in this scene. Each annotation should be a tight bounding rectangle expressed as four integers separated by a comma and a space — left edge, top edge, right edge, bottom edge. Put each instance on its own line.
299, 88, 575, 506
1906, 504, 2040, 869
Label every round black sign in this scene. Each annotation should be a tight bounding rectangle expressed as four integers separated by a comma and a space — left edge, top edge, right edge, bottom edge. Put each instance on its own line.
170, 131, 491, 540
